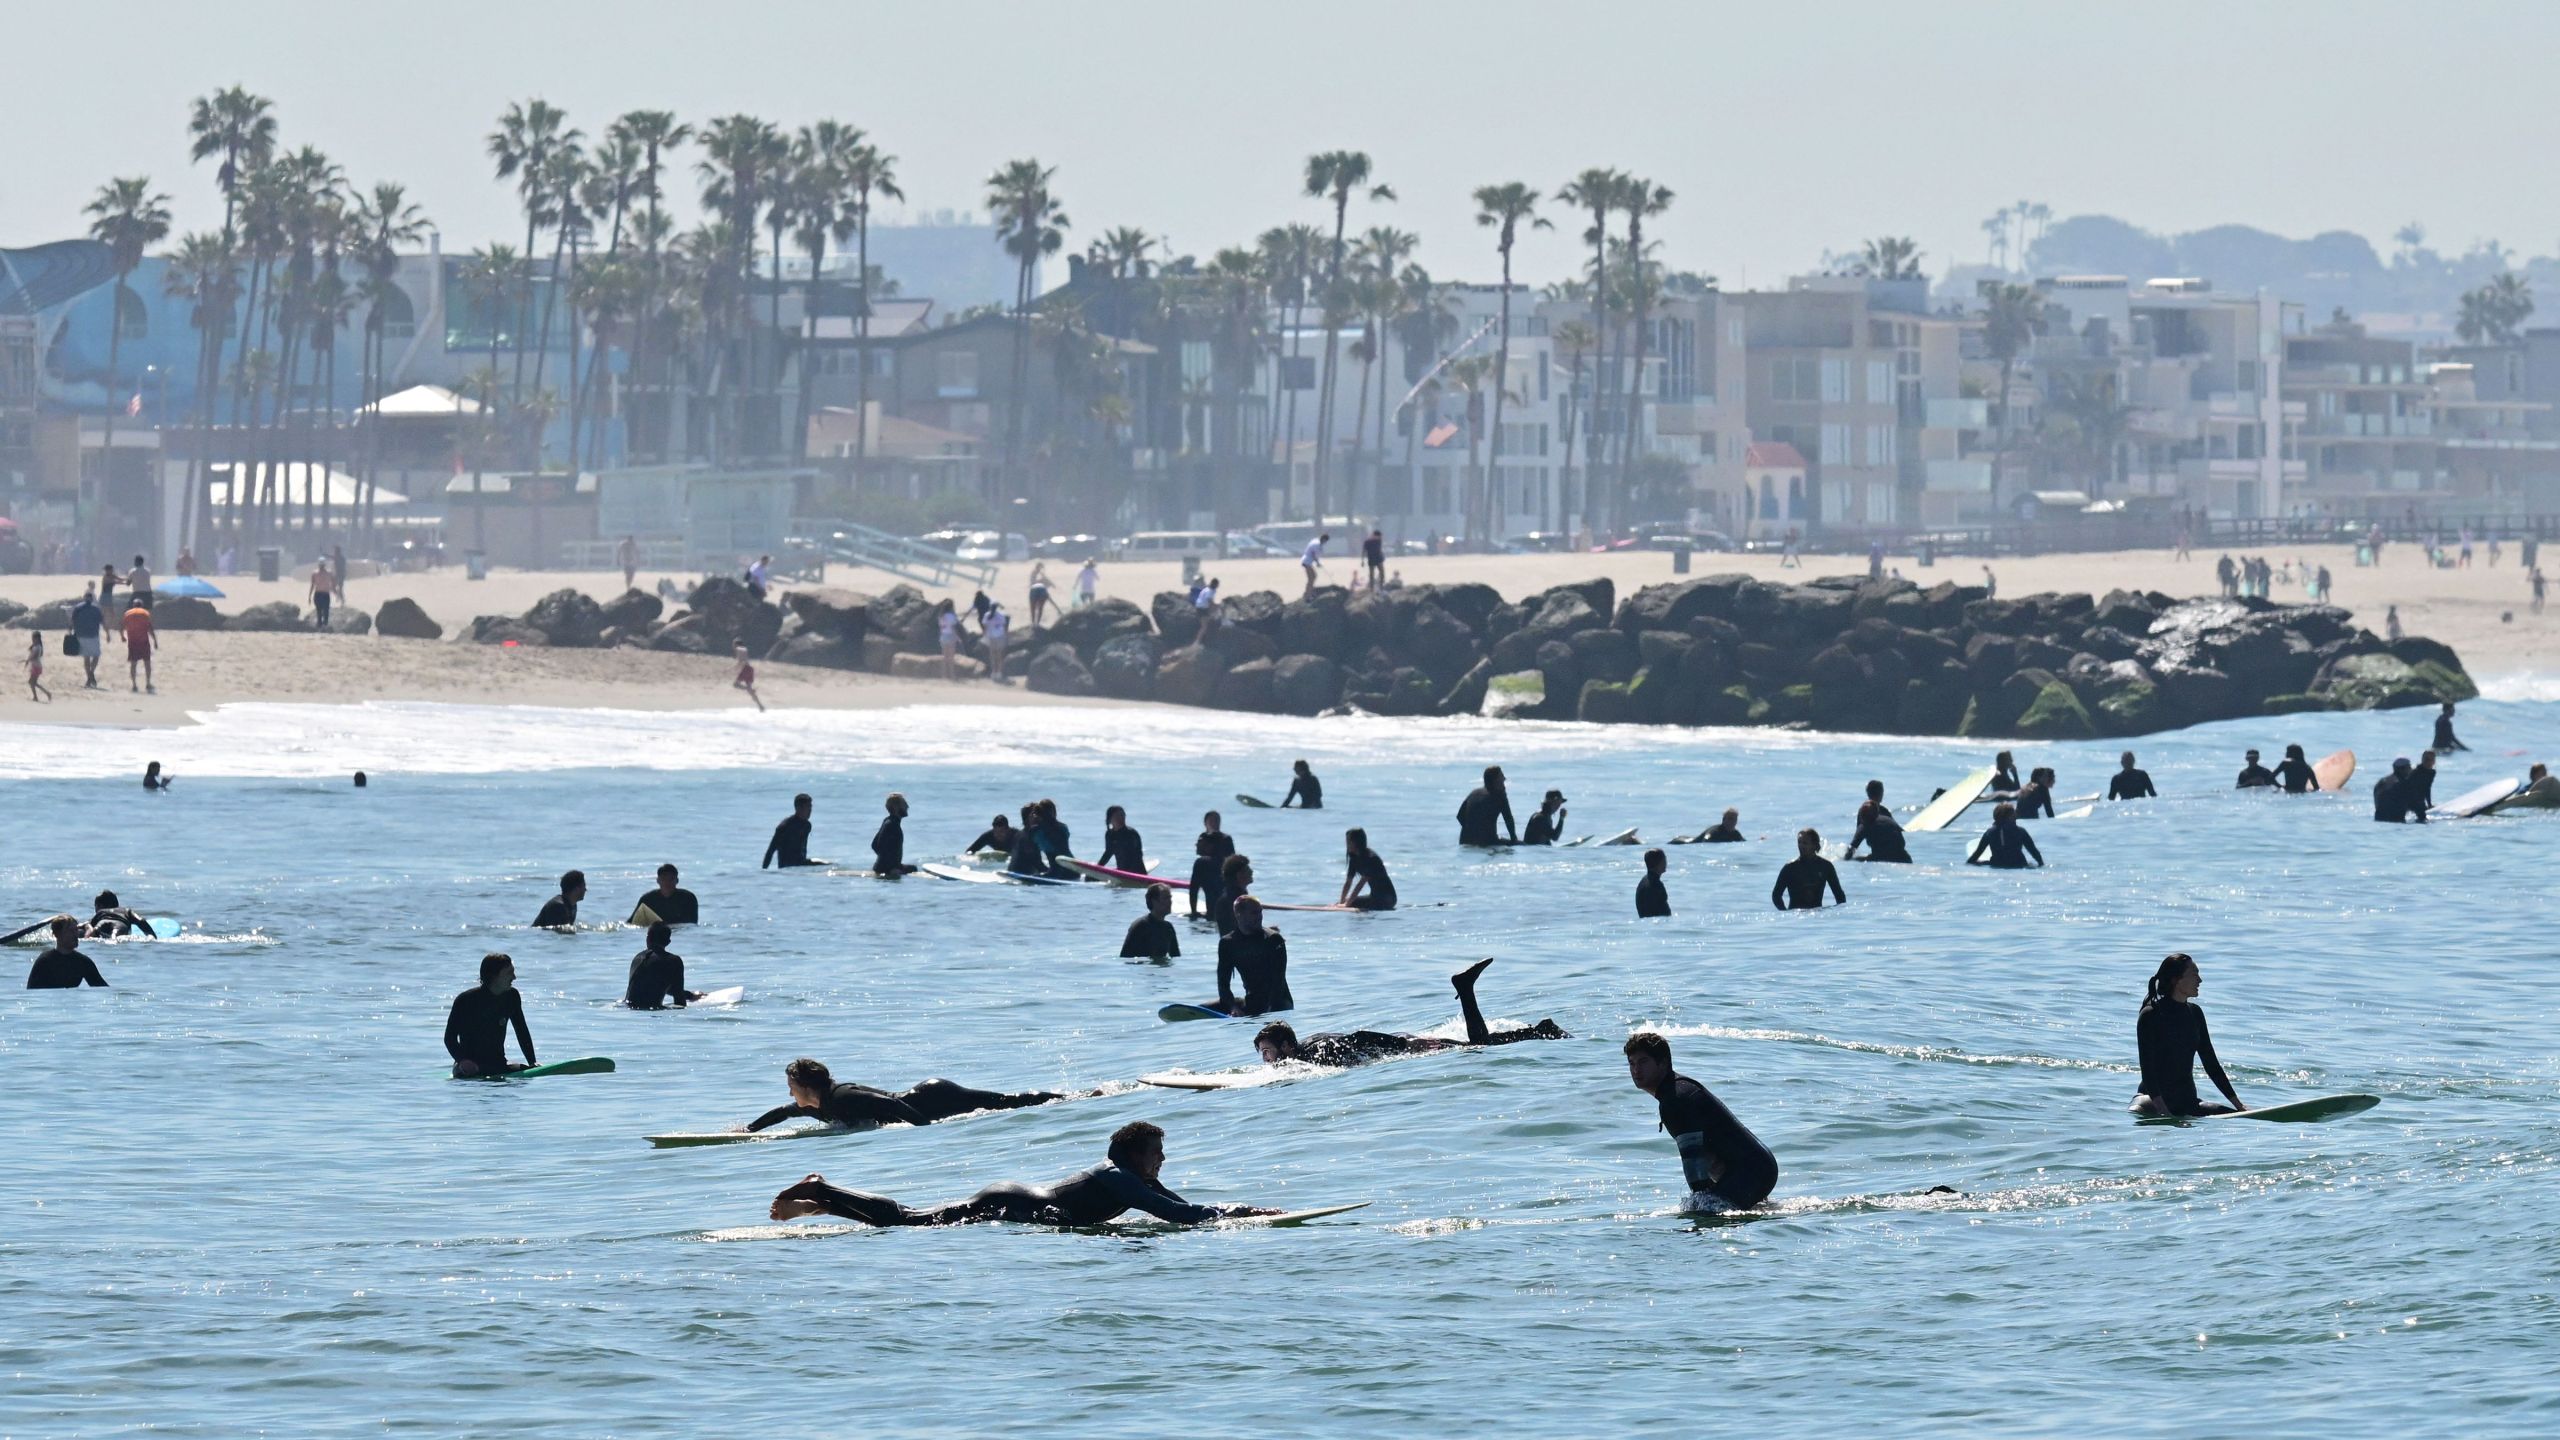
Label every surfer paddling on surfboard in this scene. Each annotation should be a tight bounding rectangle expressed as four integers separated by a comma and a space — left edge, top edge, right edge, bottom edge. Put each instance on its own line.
1625, 1031, 1779, 1212
80, 890, 154, 939
2130, 953, 2246, 1117
768, 1120, 1281, 1228
1121, 883, 1182, 960
1695, 807, 1745, 844
1337, 828, 1398, 911
746, 1057, 1067, 1134
1252, 958, 1564, 1067
446, 953, 537, 1077
965, 813, 1018, 859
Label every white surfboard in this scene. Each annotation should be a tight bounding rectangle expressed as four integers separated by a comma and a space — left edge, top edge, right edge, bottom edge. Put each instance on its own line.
2056, 803, 2096, 820
698, 1199, 1369, 1242
2434, 777, 2522, 819
919, 863, 1006, 885
1140, 1068, 1293, 1091
693, 986, 744, 1007
647, 1121, 876, 1149
1907, 766, 1998, 833
2136, 1093, 2378, 1125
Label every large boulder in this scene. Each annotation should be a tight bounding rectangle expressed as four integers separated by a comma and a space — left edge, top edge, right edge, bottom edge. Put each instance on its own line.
2312, 652, 2449, 711
1615, 573, 1751, 635
375, 596, 443, 640
150, 595, 223, 631
1520, 589, 1603, 643
1401, 602, 1481, 687
871, 584, 943, 651
1346, 665, 1440, 717
470, 616, 550, 647
523, 588, 606, 648
5, 598, 77, 631
1155, 645, 1222, 708
599, 587, 663, 635
1271, 653, 1342, 716
1278, 592, 1350, 658
779, 586, 869, 642
331, 607, 374, 637
0, 598, 24, 629
1027, 643, 1096, 696
1568, 627, 1639, 684
1215, 656, 1278, 712
231, 601, 309, 633
2013, 680, 2097, 739
1398, 581, 1503, 633
1091, 633, 1159, 699
685, 575, 783, 654
1578, 678, 1637, 725
1220, 589, 1286, 636
769, 631, 865, 670
1044, 596, 1151, 661
1437, 657, 1495, 717
645, 613, 715, 654
1150, 590, 1202, 648
891, 650, 983, 680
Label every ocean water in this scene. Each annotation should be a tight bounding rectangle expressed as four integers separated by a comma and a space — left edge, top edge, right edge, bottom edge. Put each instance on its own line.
5, 695, 2560, 1436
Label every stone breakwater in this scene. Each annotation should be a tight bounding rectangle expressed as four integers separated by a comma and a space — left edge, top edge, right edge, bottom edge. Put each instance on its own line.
417, 569, 2473, 737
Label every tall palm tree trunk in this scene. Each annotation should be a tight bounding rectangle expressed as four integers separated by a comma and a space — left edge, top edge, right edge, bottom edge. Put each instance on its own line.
853, 214, 872, 473
1486, 277, 1515, 548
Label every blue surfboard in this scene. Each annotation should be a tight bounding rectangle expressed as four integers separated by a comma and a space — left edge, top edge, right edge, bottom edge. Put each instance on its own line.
1158, 1002, 1244, 1023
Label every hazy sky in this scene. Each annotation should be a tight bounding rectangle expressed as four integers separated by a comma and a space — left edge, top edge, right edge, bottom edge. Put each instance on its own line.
9, 0, 2560, 290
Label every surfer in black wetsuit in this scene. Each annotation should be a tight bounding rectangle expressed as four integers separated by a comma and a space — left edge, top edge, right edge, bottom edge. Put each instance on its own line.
1098, 806, 1146, 875
1636, 848, 1671, 917
532, 871, 586, 929
2409, 750, 2440, 812
2107, 751, 2157, 801
1252, 958, 1565, 1066
1522, 789, 1568, 846
634, 864, 700, 926
2012, 767, 2056, 820
1456, 765, 1518, 846
746, 1056, 1065, 1133
2274, 744, 2320, 794
1697, 807, 1744, 843
82, 890, 153, 939
967, 814, 1018, 858
1337, 828, 1397, 911
143, 761, 170, 791
2433, 701, 2467, 753
1624, 1031, 1778, 1210
1212, 854, 1253, 936
762, 793, 826, 868
1122, 883, 1182, 960
1989, 750, 2021, 796
2130, 952, 2245, 1117
2373, 758, 2426, 823
1772, 829, 1845, 910
1844, 781, 1911, 863
25, 917, 108, 989
768, 1121, 1279, 1227
624, 922, 703, 1009
1966, 803, 2044, 868
445, 952, 535, 1077
1282, 760, 1323, 810
2235, 749, 2277, 789
1190, 811, 1234, 919
1034, 799, 1073, 865
1214, 897, 1291, 1015
869, 793, 918, 875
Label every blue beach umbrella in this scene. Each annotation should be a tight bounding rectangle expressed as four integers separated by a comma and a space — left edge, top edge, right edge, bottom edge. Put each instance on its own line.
156, 576, 224, 599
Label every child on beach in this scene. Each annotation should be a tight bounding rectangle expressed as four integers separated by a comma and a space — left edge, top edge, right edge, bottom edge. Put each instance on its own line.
25, 633, 50, 702
732, 642, 765, 712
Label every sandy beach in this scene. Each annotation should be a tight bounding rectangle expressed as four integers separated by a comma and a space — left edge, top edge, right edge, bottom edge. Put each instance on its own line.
3, 543, 2549, 727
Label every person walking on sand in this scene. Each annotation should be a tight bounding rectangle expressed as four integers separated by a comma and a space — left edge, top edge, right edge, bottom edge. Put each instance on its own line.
1981, 564, 1998, 599
1301, 531, 1330, 596
618, 534, 638, 589
308, 560, 337, 631
122, 600, 156, 694
984, 604, 1012, 682
25, 632, 51, 702
1075, 558, 1099, 610
2532, 567, 2547, 615
1780, 527, 1800, 568
937, 599, 962, 682
1363, 528, 1386, 590
71, 586, 103, 689
732, 642, 765, 712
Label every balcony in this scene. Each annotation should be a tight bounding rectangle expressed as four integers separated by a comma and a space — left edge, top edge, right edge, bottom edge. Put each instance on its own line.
1924, 397, 1987, 430
2304, 415, 2432, 439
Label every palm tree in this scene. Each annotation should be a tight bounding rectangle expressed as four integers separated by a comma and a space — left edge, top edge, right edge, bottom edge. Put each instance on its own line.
987, 158, 1069, 500
2456, 272, 2535, 345
488, 99, 576, 399
84, 177, 173, 527
1089, 226, 1157, 280
1200, 247, 1268, 484
1442, 353, 1502, 537
607, 110, 689, 461
1302, 151, 1393, 522
2050, 371, 2130, 493
696, 114, 785, 461
1982, 208, 2011, 270
459, 246, 521, 414
1558, 168, 1622, 536
1258, 223, 1324, 491
352, 183, 427, 540
840, 140, 901, 473
788, 120, 866, 458
1981, 282, 2045, 505
188, 88, 277, 243
1615, 177, 1672, 538
1858, 236, 1924, 280
529, 140, 592, 431
1473, 183, 1547, 546
162, 231, 239, 550
1350, 226, 1417, 509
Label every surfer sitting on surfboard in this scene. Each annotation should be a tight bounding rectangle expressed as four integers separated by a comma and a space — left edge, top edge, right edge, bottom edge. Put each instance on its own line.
762, 793, 827, 869
81, 890, 154, 939
25, 917, 109, 989
2107, 751, 2158, 802
1965, 804, 2044, 870
1122, 884, 1182, 960
1624, 1031, 1779, 1211
2131, 953, 2245, 1117
1253, 958, 1565, 1067
1843, 784, 1910, 864
1212, 897, 1291, 1016
2013, 767, 2057, 820
1772, 830, 1846, 910
1190, 811, 1234, 919
767, 1121, 1280, 1228
1098, 806, 1145, 875
1456, 766, 1518, 846
633, 864, 699, 926
1337, 828, 1398, 912
446, 953, 536, 1078
746, 1057, 1066, 1134
1282, 760, 1323, 810
1522, 790, 1568, 846
624, 922, 705, 1009
870, 793, 919, 876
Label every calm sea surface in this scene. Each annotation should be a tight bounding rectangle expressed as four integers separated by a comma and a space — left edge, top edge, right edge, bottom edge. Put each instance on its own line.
4, 695, 2558, 1436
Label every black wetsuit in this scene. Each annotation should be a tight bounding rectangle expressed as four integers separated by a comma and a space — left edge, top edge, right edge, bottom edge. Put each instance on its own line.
532, 896, 579, 929
2012, 783, 2054, 820
1190, 830, 1235, 913
1216, 929, 1292, 1015
1636, 874, 1670, 918
635, 887, 699, 925
1522, 810, 1565, 845
2373, 774, 2426, 823
2135, 998, 2238, 1117
1345, 848, 1397, 911
1008, 828, 1052, 877
1969, 819, 2043, 868
2407, 766, 2438, 811
26, 947, 108, 989
1099, 827, 1145, 875
2235, 764, 2277, 790
1457, 786, 1516, 846
870, 815, 916, 875
624, 947, 690, 1008
1294, 976, 1565, 1065
763, 814, 816, 868
444, 985, 535, 1073
2108, 768, 2157, 801
1283, 773, 1323, 809
1847, 804, 1910, 863
2275, 757, 2318, 793
1990, 765, 2021, 795
85, 907, 150, 938
1210, 884, 1246, 936
2434, 714, 2465, 751
789, 1163, 1241, 1228
1121, 914, 1181, 959
1700, 821, 1744, 843
749, 1079, 1059, 1132
1772, 855, 1845, 909
967, 827, 1017, 856
1654, 1072, 1778, 1208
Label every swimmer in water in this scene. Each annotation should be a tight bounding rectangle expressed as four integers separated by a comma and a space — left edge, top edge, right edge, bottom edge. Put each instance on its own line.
1698, 807, 1744, 843
2107, 750, 2157, 801
2129, 952, 2245, 1117
2235, 749, 2276, 789
745, 1056, 1066, 1133
1843, 781, 1910, 863
1522, 789, 1569, 846
870, 792, 919, 876
768, 1121, 1281, 1227
1282, 759, 1323, 810
1989, 750, 2021, 795
1624, 1030, 1778, 1211
1771, 829, 1845, 909
1965, 802, 2044, 869
143, 761, 170, 791
445, 952, 535, 1077
25, 917, 108, 989
1635, 848, 1671, 917
532, 870, 586, 929
634, 864, 699, 926
1212, 896, 1290, 1016
1121, 882, 1182, 960
1336, 827, 1397, 911
624, 921, 704, 1009
2011, 767, 2056, 820
1252, 958, 1565, 1066
762, 793, 827, 868
2432, 701, 2467, 753
2273, 744, 2320, 794
1190, 811, 1234, 919
1456, 765, 1518, 846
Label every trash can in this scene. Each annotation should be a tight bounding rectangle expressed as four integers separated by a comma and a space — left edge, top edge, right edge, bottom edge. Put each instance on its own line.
256, 546, 281, 583
1917, 537, 1936, 569
1672, 542, 1692, 575
465, 550, 489, 581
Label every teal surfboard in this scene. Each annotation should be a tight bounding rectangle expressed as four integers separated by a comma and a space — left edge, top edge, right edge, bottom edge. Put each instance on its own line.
2137, 1092, 2377, 1124
457, 1056, 616, 1080
1159, 1002, 1244, 1023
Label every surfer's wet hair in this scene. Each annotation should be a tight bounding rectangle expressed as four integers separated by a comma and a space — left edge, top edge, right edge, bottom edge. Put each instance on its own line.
1107, 1121, 1164, 1169
1255, 1022, 1299, 1054
2144, 953, 2196, 1007
479, 952, 513, 985
785, 1057, 833, 1092
1623, 1031, 1671, 1065
1345, 827, 1368, 850
646, 921, 672, 947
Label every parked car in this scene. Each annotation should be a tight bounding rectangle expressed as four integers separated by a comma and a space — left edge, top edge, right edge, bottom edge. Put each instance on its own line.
1219, 531, 1285, 558
955, 530, 1031, 562
1032, 532, 1101, 559
1640, 528, 1736, 553
1115, 531, 1226, 563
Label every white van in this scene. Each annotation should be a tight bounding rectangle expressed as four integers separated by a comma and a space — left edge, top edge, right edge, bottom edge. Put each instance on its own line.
1113, 531, 1225, 562
956, 531, 1032, 562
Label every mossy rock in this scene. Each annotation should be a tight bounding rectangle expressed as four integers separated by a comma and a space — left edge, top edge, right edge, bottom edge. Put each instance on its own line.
2095, 680, 2166, 733
1761, 684, 1815, 726
2318, 653, 2443, 711
1744, 696, 1773, 724
1577, 679, 1636, 725
2259, 692, 2333, 716
2408, 659, 2478, 704
2013, 680, 2095, 739
1704, 683, 1757, 727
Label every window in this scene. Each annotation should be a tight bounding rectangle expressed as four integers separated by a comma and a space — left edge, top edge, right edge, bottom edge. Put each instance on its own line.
1820, 423, 1852, 463
370, 287, 416, 341
2236, 360, 2259, 395
114, 284, 148, 342
1773, 356, 1819, 401
1871, 320, 1895, 349
1867, 482, 1896, 524
935, 350, 979, 397
1867, 359, 1894, 403
1820, 358, 1848, 403
1181, 340, 1211, 385
1866, 425, 1896, 466
1824, 480, 1852, 520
